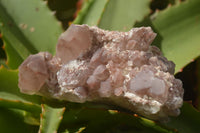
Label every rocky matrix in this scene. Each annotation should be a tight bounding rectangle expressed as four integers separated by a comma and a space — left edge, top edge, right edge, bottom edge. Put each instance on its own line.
18, 24, 184, 120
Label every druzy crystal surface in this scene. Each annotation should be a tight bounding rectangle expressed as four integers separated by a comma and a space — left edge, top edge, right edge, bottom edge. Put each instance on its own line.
18, 24, 184, 120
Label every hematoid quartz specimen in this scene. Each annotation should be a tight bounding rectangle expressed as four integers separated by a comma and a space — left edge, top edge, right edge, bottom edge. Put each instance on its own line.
18, 24, 184, 120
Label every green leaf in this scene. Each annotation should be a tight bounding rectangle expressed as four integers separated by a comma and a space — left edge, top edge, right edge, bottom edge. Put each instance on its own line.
0, 0, 63, 69
152, 0, 200, 73
23, 111, 40, 126
165, 102, 200, 133
39, 104, 65, 133
59, 104, 174, 133
3, 39, 23, 69
0, 67, 41, 114
139, 118, 175, 133
73, 0, 108, 26
0, 108, 38, 133
74, 0, 150, 31
99, 0, 150, 31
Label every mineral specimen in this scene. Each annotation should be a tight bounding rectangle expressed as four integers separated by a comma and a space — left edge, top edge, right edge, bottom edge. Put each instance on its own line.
18, 24, 184, 120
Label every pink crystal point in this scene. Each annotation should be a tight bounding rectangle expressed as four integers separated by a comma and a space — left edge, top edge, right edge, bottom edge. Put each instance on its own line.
18, 52, 49, 94
18, 24, 184, 120
56, 24, 92, 64
129, 67, 168, 103
18, 52, 61, 94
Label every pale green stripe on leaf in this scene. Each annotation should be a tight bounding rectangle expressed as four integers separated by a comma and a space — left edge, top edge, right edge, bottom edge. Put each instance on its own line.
39, 104, 65, 133
73, 0, 108, 26
74, 0, 150, 31
81, 0, 109, 26
73, 0, 94, 24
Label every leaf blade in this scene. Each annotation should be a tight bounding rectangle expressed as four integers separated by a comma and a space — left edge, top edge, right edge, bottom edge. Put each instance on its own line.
39, 104, 65, 133
74, 0, 150, 31
0, 67, 41, 113
0, 108, 38, 133
0, 0, 63, 68
165, 102, 200, 133
152, 0, 200, 73
99, 0, 150, 31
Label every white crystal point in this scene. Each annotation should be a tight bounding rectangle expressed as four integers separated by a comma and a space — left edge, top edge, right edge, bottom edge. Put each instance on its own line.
56, 24, 92, 64
18, 24, 184, 121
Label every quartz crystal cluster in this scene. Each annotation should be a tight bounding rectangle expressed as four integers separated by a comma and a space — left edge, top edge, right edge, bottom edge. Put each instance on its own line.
18, 24, 184, 120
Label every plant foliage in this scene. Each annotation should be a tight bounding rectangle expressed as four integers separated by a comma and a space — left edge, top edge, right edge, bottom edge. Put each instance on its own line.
0, 0, 200, 132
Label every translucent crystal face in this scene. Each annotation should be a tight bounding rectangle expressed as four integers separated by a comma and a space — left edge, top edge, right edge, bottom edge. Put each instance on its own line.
18, 52, 49, 94
129, 69, 168, 103
18, 24, 184, 120
56, 24, 92, 64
